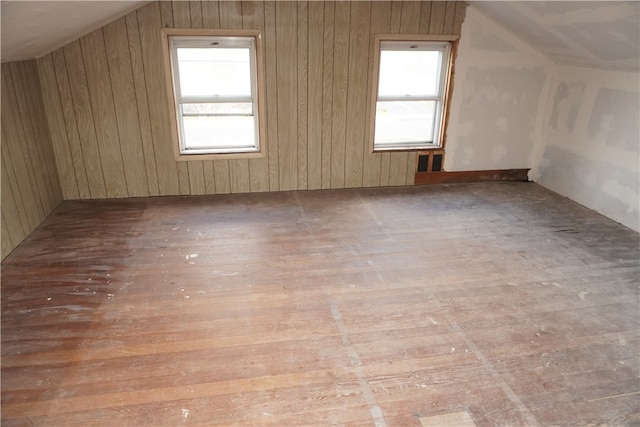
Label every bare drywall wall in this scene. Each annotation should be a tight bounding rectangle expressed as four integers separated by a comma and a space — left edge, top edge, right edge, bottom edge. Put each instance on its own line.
531, 66, 640, 232
447, 5, 639, 233
445, 5, 552, 171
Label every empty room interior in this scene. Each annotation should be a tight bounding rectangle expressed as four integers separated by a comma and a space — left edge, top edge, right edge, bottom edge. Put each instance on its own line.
1, 1, 639, 425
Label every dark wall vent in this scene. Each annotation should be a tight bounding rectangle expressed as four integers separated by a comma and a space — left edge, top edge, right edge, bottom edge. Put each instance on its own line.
416, 152, 444, 173
432, 154, 443, 172
417, 155, 429, 172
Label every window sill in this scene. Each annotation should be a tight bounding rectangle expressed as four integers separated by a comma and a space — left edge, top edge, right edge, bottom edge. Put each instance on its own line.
175, 150, 266, 161
373, 145, 442, 153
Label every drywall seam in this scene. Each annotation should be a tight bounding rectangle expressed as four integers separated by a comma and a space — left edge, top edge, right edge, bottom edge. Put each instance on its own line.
528, 63, 557, 181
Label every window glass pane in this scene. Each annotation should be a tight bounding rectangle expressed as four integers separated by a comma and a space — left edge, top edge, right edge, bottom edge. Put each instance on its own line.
374, 101, 436, 145
182, 103, 252, 116
182, 115, 256, 150
177, 48, 251, 98
378, 50, 441, 97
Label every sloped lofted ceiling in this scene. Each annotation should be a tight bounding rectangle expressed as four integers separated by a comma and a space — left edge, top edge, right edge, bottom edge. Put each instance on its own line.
1, 0, 149, 63
1, 0, 639, 71
471, 1, 640, 71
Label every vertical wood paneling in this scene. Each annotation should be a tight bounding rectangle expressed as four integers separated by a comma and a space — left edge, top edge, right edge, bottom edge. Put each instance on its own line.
275, 1, 298, 191
80, 30, 128, 198
320, 1, 335, 189
2, 69, 46, 228
261, 3, 283, 191
214, 157, 231, 194
229, 154, 251, 193
1, 61, 63, 259
443, 1, 457, 35
219, 0, 242, 26
1, 214, 15, 258
307, 1, 324, 190
126, 13, 160, 196
419, 2, 432, 33
103, 17, 150, 197
138, 2, 180, 195
31, 0, 467, 206
3, 71, 44, 223
297, 0, 309, 190
190, 0, 203, 25
344, 1, 371, 188
203, 162, 216, 194
202, 0, 220, 27
1, 147, 29, 241
400, 1, 421, 34
53, 49, 92, 199
330, 1, 349, 189
390, 2, 402, 34
26, 61, 61, 210
1, 130, 33, 237
37, 54, 80, 200
10, 62, 49, 215
429, 1, 446, 35
18, 62, 59, 212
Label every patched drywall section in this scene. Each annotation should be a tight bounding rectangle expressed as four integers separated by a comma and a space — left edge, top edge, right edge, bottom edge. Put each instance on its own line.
452, 66, 545, 169
548, 81, 585, 134
532, 66, 639, 232
445, 6, 552, 171
587, 88, 639, 153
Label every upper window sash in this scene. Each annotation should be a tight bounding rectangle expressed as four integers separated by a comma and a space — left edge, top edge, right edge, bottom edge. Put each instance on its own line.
169, 36, 257, 104
377, 40, 450, 101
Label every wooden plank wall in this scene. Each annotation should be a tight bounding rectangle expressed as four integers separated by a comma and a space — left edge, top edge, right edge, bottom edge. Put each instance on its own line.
36, 0, 466, 199
1, 61, 63, 259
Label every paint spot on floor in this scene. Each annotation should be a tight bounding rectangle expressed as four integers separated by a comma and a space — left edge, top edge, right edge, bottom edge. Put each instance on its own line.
419, 411, 477, 427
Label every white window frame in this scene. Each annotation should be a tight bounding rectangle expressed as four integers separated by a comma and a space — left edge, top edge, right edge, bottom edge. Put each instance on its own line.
162, 29, 266, 160
369, 34, 458, 152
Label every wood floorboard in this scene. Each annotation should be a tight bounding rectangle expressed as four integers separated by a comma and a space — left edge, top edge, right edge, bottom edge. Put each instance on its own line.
2, 182, 639, 426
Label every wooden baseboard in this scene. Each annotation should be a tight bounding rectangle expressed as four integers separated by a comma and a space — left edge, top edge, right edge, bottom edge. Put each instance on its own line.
414, 168, 529, 185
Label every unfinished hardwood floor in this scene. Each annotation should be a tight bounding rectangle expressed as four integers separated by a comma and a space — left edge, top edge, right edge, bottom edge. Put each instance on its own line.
2, 182, 639, 426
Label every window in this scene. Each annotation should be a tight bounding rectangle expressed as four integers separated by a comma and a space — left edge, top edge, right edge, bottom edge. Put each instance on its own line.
163, 30, 265, 159
371, 36, 455, 151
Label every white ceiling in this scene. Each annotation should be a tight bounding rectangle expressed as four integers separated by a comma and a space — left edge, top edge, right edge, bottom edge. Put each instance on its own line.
1, 1, 639, 71
1, 0, 149, 62
471, 1, 640, 71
